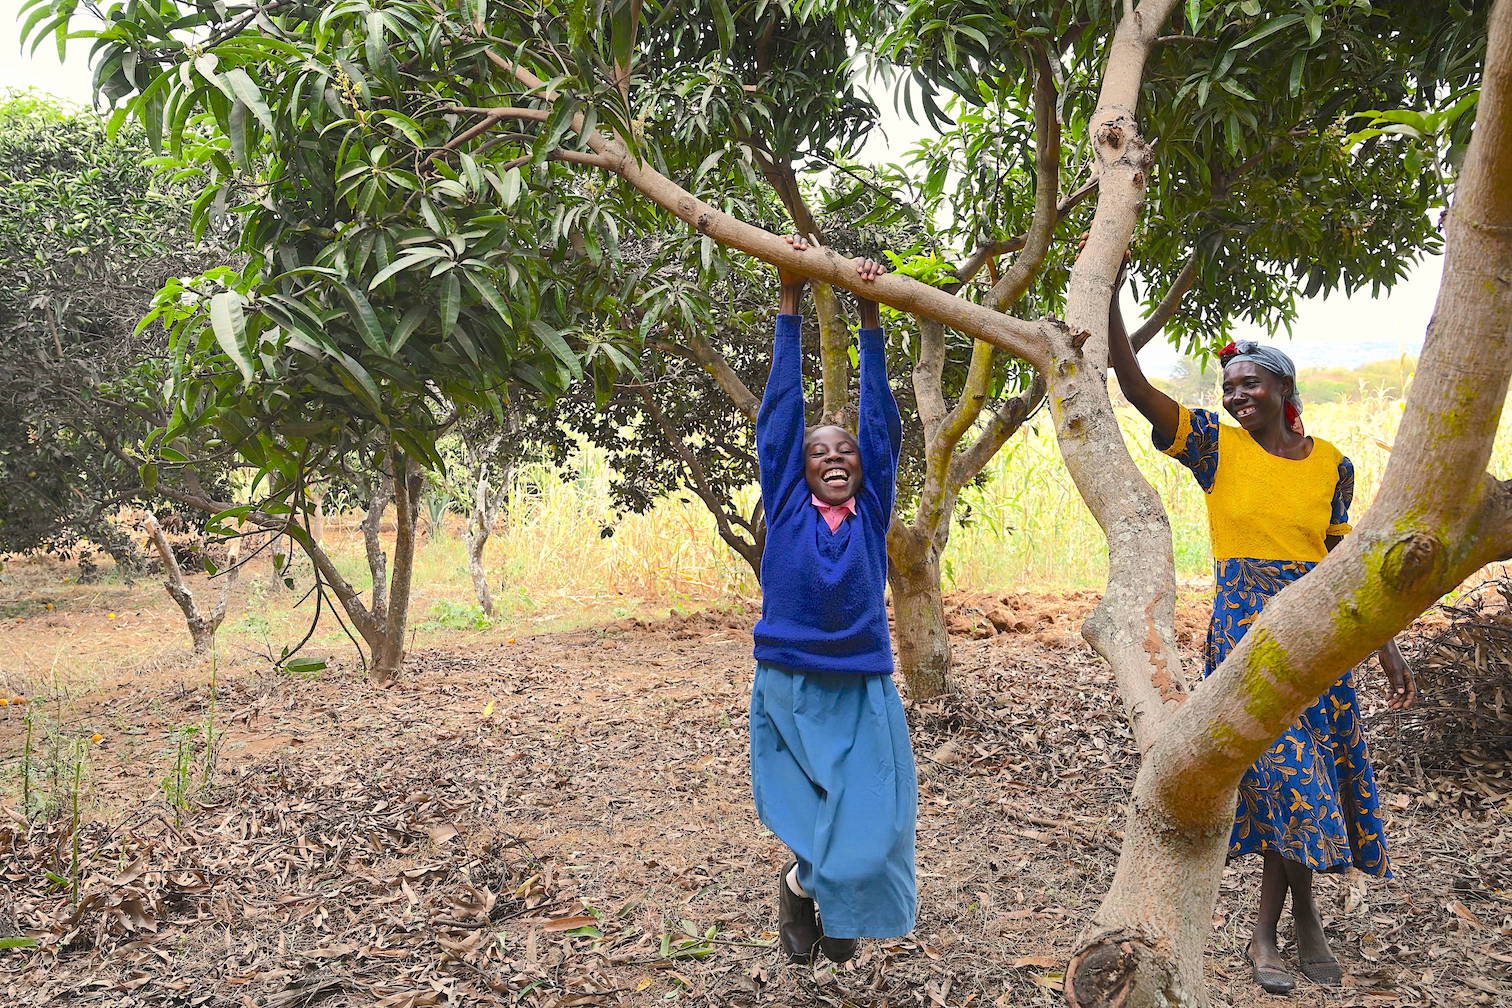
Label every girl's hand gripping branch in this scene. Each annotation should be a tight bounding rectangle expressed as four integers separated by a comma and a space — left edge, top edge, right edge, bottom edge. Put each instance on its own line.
779, 234, 814, 315
853, 255, 885, 329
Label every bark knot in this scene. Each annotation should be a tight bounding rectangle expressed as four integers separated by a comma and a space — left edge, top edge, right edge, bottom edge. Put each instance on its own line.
1067, 930, 1156, 1008
695, 212, 713, 234
1382, 533, 1442, 590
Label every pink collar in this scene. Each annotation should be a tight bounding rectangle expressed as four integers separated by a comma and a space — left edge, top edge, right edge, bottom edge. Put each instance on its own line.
811, 494, 857, 533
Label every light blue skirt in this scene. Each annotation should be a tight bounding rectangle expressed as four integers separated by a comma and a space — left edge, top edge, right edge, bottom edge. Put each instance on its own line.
749, 662, 918, 939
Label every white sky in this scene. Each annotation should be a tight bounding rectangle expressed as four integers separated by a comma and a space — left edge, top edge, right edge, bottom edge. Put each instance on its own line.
1, 3, 1442, 376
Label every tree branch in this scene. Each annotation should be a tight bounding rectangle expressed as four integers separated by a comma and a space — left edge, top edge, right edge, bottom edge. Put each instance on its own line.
151, 480, 381, 646
937, 339, 996, 459
954, 178, 1100, 286
479, 47, 1050, 365
653, 336, 760, 422
912, 318, 950, 444
985, 43, 1063, 311
1131, 254, 1199, 349
949, 372, 1048, 488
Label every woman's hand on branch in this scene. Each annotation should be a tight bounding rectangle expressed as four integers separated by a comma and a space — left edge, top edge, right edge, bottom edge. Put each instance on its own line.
852, 255, 887, 329
778, 234, 813, 315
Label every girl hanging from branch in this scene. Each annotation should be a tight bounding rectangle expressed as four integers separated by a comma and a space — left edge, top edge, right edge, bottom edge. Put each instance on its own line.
749, 235, 915, 965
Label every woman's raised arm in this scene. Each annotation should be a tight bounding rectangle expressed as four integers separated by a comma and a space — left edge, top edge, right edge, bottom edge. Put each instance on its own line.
1107, 265, 1180, 445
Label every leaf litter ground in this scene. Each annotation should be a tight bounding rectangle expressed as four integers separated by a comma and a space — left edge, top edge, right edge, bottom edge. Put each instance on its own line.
3, 590, 1509, 1007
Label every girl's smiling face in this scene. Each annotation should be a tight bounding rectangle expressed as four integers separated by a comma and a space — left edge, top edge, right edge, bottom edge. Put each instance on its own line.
805, 425, 862, 504
1221, 361, 1289, 432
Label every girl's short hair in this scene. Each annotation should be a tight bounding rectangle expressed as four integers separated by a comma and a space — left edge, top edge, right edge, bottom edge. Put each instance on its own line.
804, 422, 858, 442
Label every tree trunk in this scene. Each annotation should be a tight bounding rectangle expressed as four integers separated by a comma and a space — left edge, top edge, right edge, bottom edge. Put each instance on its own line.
887, 524, 951, 700
467, 529, 493, 617
1066, 2, 1512, 1004
1066, 767, 1231, 1008
362, 467, 393, 626
309, 489, 326, 547
466, 430, 508, 618
372, 453, 421, 685
143, 514, 240, 653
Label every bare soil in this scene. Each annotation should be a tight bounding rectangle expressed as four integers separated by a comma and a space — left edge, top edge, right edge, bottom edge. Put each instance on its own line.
2, 583, 1509, 1007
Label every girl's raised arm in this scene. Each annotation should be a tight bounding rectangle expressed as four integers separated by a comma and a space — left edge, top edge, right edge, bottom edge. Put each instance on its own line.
854, 258, 901, 519
756, 236, 812, 509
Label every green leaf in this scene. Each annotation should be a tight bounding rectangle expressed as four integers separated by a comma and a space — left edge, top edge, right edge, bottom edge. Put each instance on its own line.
1229, 14, 1301, 50
1219, 79, 1256, 101
338, 284, 388, 356
222, 67, 275, 132
530, 319, 580, 379
368, 248, 444, 288
0, 938, 39, 950
209, 291, 254, 383
497, 166, 522, 208
463, 271, 514, 327
440, 272, 461, 345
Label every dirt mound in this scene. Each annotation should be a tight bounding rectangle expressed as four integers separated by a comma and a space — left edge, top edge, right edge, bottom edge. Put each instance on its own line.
941, 589, 1209, 650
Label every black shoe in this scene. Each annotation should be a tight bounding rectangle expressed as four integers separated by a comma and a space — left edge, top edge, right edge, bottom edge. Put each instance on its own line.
776, 862, 819, 964
1247, 953, 1297, 995
817, 932, 858, 963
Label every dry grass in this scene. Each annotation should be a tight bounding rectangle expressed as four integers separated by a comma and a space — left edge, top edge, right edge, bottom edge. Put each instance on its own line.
1, 394, 1505, 695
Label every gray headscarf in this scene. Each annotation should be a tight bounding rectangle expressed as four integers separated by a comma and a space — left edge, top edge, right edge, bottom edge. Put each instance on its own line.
1219, 340, 1304, 433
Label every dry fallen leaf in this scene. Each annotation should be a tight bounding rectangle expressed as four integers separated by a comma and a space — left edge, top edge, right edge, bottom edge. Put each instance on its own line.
540, 914, 598, 932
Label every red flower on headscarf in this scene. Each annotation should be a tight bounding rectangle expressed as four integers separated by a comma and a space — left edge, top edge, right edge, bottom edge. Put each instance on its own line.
1285, 401, 1306, 436
1218, 342, 1240, 361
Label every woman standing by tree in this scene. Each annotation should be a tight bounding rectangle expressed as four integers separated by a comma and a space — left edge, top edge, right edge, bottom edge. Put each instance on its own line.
1107, 265, 1417, 995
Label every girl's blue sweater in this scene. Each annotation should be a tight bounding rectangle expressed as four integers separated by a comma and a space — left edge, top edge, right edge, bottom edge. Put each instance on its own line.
752, 313, 902, 676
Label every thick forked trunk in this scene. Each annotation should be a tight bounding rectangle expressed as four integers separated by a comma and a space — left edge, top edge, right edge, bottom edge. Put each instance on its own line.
373, 454, 422, 685
1068, 2, 1512, 1004
887, 524, 951, 701
1068, 765, 1231, 1008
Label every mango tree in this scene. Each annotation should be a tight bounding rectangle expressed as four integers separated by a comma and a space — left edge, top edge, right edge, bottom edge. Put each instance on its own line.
453, 0, 1452, 701
22, 0, 645, 681
0, 93, 231, 578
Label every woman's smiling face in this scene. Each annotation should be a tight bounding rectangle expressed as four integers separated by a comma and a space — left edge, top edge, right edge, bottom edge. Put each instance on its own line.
1221, 360, 1288, 432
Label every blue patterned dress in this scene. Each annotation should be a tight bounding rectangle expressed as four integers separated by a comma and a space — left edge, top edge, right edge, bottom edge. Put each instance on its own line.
1159, 406, 1392, 877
